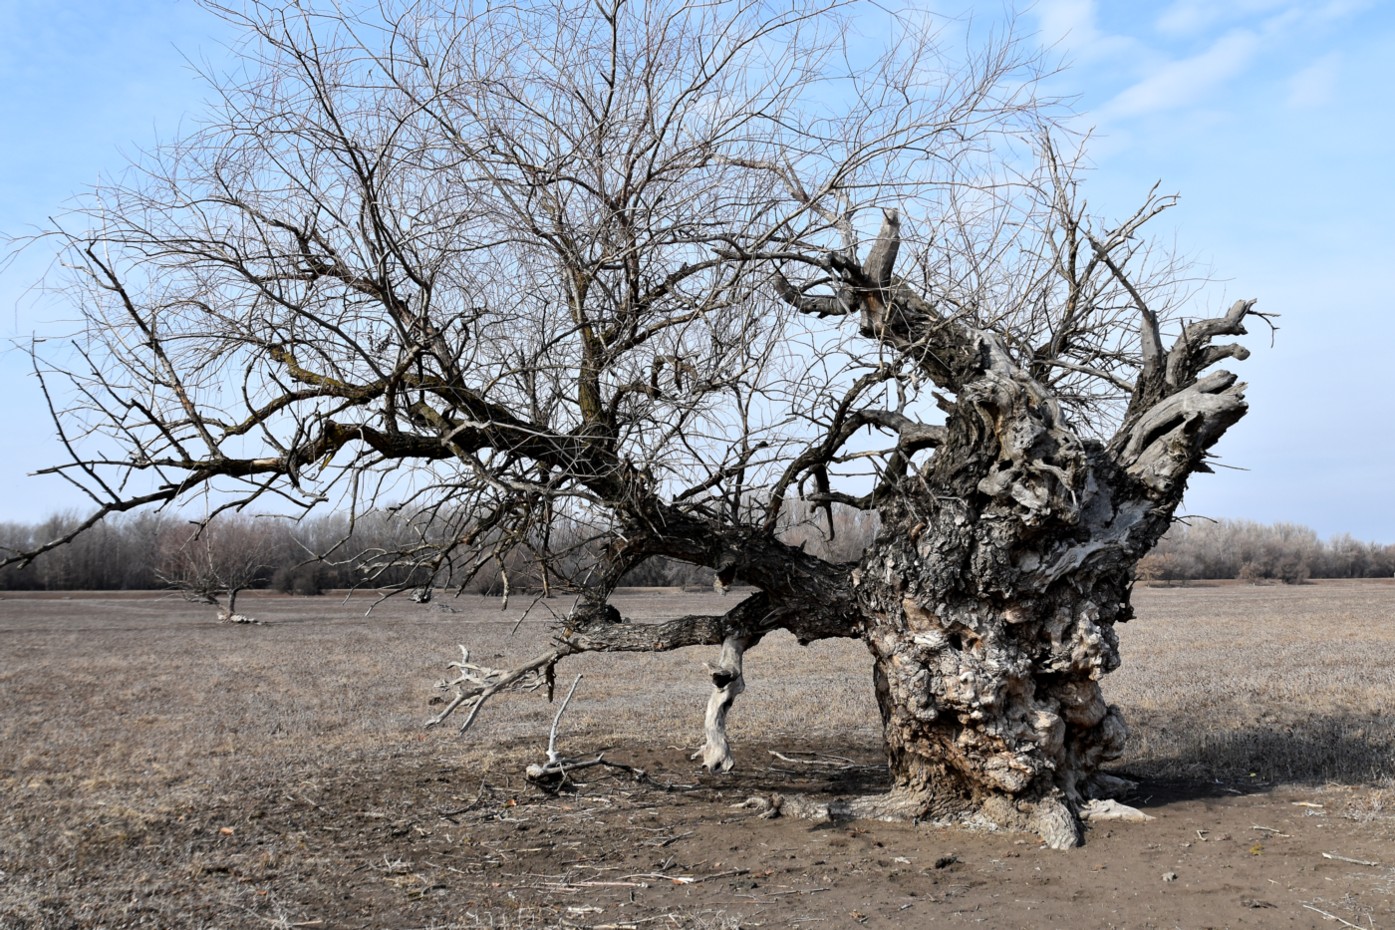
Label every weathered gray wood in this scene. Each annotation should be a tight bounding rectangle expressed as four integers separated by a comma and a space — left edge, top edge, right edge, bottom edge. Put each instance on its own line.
811, 222, 1261, 845
691, 635, 750, 772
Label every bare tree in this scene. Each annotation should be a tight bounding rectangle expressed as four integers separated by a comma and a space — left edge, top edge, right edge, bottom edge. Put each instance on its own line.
2, 0, 1267, 846
159, 515, 272, 622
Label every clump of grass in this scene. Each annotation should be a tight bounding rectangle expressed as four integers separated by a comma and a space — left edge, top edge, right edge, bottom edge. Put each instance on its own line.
1342, 780, 1395, 824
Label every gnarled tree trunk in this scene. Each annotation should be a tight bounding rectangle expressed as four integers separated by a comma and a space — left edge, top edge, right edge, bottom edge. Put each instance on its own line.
846, 310, 1253, 846
858, 487, 1138, 848
765, 207, 1262, 844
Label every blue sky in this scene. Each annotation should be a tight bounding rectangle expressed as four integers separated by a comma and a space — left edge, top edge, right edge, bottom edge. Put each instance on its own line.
1025, 0, 1395, 541
1, 0, 1392, 540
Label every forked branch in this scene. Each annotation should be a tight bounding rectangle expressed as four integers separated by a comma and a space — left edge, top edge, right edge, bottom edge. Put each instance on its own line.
428, 644, 575, 733
427, 592, 809, 736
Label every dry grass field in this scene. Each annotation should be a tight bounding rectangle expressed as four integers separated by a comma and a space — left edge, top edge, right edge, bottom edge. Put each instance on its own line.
1, 582, 1392, 929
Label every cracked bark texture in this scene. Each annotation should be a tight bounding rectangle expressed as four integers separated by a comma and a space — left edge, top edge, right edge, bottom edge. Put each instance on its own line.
785, 215, 1259, 847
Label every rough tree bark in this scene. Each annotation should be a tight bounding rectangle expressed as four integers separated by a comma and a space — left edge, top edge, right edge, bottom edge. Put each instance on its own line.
771, 214, 1260, 847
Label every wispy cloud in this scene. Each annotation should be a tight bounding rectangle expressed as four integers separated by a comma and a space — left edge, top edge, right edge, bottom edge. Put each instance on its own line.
1286, 52, 1342, 108
1155, 0, 1376, 38
1034, 0, 1099, 46
1030, 0, 1138, 63
1101, 29, 1261, 119
1154, 0, 1290, 38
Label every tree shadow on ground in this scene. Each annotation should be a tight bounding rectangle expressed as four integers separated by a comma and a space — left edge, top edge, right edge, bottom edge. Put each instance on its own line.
1120, 711, 1395, 807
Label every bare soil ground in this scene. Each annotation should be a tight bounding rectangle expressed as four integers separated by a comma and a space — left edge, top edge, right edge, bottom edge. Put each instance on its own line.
1, 582, 1392, 929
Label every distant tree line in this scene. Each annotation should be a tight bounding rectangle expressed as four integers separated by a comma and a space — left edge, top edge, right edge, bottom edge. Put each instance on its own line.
0, 511, 417, 594
0, 501, 881, 594
1138, 520, 1395, 585
4, 509, 1386, 593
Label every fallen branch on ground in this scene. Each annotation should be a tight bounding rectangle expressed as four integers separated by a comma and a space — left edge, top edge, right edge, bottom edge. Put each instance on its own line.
1321, 852, 1380, 867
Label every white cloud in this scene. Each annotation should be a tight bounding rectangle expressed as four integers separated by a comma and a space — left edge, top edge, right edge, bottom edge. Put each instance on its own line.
1030, 0, 1140, 65
1286, 52, 1342, 108
1154, 0, 1374, 39
1101, 29, 1261, 119
1033, 0, 1100, 48
1154, 0, 1290, 38
1308, 0, 1381, 24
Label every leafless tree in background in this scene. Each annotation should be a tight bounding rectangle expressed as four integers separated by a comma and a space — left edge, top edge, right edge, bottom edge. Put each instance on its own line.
158, 514, 271, 622
1, 0, 1269, 846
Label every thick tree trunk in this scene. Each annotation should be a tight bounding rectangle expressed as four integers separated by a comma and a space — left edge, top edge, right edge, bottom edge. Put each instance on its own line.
856, 492, 1137, 848
839, 311, 1253, 846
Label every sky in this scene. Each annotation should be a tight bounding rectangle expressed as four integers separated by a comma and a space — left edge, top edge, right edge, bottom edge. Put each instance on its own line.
0, 0, 1392, 541
1021, 0, 1395, 541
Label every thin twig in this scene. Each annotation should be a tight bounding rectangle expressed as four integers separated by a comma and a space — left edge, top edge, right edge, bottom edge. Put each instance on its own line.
438, 778, 491, 818
768, 750, 874, 768
546, 674, 584, 764
1302, 904, 1368, 929
1322, 852, 1381, 867
1252, 824, 1291, 837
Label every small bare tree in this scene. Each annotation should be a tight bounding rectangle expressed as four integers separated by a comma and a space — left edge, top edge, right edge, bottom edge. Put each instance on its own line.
3, 0, 1267, 845
159, 516, 271, 623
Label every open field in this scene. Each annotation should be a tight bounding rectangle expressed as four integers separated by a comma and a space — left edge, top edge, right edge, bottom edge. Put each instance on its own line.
1, 582, 1393, 928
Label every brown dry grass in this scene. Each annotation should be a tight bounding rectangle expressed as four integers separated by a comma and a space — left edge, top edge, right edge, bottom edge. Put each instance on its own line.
1, 582, 1392, 928
1114, 581, 1395, 786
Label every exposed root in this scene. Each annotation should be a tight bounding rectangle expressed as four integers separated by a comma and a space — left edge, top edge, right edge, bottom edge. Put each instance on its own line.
1079, 799, 1155, 823
692, 739, 736, 774
735, 788, 1085, 849
975, 795, 1082, 849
